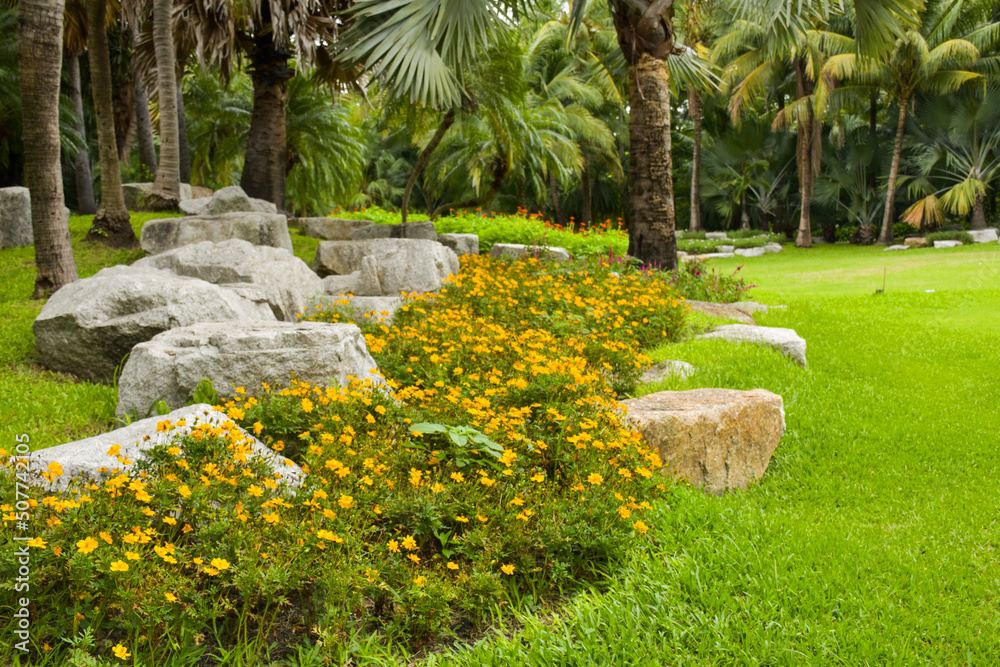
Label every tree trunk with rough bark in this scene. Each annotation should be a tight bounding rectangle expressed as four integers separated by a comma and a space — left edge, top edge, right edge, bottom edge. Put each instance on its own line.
66, 52, 97, 214
741, 194, 750, 230
794, 59, 814, 248
85, 0, 136, 248
401, 109, 455, 223
549, 173, 565, 227
626, 53, 677, 270
878, 95, 909, 245
972, 193, 987, 230
19, 0, 79, 297
130, 20, 158, 179
241, 28, 293, 211
580, 155, 592, 231
148, 0, 180, 210
688, 86, 703, 232
177, 82, 191, 184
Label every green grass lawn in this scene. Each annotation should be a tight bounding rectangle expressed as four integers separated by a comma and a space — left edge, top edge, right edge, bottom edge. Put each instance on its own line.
418, 242, 1000, 666
3, 227, 1000, 664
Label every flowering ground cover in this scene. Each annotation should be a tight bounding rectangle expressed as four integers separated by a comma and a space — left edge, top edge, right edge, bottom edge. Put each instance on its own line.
1, 251, 699, 664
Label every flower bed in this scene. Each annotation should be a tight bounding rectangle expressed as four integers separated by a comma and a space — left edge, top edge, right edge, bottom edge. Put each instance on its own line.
1, 254, 687, 663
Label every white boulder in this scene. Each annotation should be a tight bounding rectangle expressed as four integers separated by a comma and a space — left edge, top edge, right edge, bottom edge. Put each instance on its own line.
735, 246, 766, 257
489, 243, 571, 262
698, 324, 807, 367
968, 229, 998, 244
140, 212, 293, 255
312, 239, 459, 295
437, 233, 480, 256
0, 186, 33, 247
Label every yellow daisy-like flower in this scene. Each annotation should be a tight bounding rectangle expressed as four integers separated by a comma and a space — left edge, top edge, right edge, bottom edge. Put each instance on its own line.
401, 535, 417, 550
447, 562, 459, 570
455, 515, 469, 523
407, 554, 421, 564
262, 512, 280, 525
26, 538, 47, 549
337, 495, 354, 509
106, 444, 121, 456
112, 643, 131, 659
165, 592, 178, 602
632, 520, 649, 534
413, 575, 425, 586
76, 537, 99, 554
178, 485, 191, 498
587, 473, 603, 486
109, 560, 129, 572
162, 517, 177, 526
47, 461, 63, 477
125, 552, 141, 561
99, 531, 113, 544
387, 539, 400, 553
211, 558, 230, 571
501, 564, 515, 575
450, 472, 465, 483
530, 473, 545, 483
301, 398, 314, 413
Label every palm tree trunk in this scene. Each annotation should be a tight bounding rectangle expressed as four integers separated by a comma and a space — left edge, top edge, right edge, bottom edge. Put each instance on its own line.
794, 61, 814, 248
148, 0, 180, 210
580, 155, 592, 231
19, 0, 79, 297
134, 76, 158, 178
878, 95, 909, 245
549, 173, 565, 227
971, 193, 987, 230
85, 0, 136, 248
741, 194, 750, 230
688, 86, 703, 232
627, 53, 677, 270
66, 52, 97, 215
241, 27, 292, 211
177, 82, 191, 184
401, 108, 455, 223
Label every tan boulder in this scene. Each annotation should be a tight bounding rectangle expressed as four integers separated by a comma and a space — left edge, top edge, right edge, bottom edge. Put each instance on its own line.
621, 388, 785, 495
904, 237, 927, 248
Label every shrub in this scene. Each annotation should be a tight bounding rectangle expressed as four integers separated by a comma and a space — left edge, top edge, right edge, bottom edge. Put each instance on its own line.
925, 230, 974, 245
667, 258, 755, 303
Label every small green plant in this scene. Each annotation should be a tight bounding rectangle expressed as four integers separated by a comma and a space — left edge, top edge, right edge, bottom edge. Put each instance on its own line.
925, 230, 974, 245
408, 422, 506, 471
192, 377, 219, 405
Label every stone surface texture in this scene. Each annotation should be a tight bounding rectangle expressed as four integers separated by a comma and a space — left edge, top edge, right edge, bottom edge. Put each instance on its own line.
620, 388, 785, 495
140, 211, 293, 255
934, 240, 964, 249
884, 245, 909, 251
179, 186, 277, 216
133, 239, 323, 320
116, 321, 384, 417
763, 243, 783, 253
735, 246, 766, 257
904, 237, 928, 248
0, 186, 33, 247
968, 228, 998, 244
436, 233, 480, 256
32, 266, 275, 383
489, 243, 571, 262
298, 218, 372, 240
312, 239, 459, 295
685, 300, 756, 325
698, 324, 807, 366
122, 182, 193, 209
15, 405, 302, 492
705, 232, 728, 240
640, 359, 696, 384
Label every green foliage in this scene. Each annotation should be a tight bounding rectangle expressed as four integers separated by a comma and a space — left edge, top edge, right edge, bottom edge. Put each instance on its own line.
925, 230, 975, 244
667, 258, 756, 303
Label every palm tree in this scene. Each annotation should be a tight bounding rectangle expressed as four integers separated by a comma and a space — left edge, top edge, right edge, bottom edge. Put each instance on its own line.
62, 0, 97, 214
84, 0, 137, 247
147, 0, 181, 209
18, 0, 80, 296
825, 0, 990, 244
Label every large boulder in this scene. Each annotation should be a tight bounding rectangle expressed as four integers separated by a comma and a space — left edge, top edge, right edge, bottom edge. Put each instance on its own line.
140, 211, 293, 255
640, 360, 696, 384
621, 388, 785, 495
698, 324, 807, 367
933, 240, 964, 249
350, 224, 392, 240
884, 245, 909, 252
312, 239, 459, 295
298, 218, 373, 240
763, 243, 783, 253
32, 265, 275, 384
133, 239, 323, 320
968, 228, 998, 244
116, 321, 384, 417
735, 246, 766, 258
489, 243, 571, 262
436, 233, 480, 256
0, 186, 33, 248
15, 404, 302, 492
349, 221, 438, 241
705, 232, 728, 240
179, 186, 277, 216
121, 182, 193, 209
904, 237, 928, 248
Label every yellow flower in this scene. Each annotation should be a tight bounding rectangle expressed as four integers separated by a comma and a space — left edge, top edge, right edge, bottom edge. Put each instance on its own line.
165, 592, 178, 602
587, 473, 603, 486
178, 485, 191, 498
26, 538, 46, 549
253, 422, 264, 435
337, 495, 354, 509
106, 444, 121, 456
211, 558, 230, 571
407, 554, 421, 564
109, 560, 129, 572
476, 514, 489, 523
401, 535, 417, 550
387, 539, 400, 553
633, 520, 649, 534
456, 515, 469, 523
530, 473, 545, 483
112, 644, 131, 660
301, 398, 314, 413
414, 575, 425, 586
501, 564, 515, 575
52, 546, 63, 557
47, 461, 63, 477
204, 567, 219, 576
125, 552, 140, 561
247, 485, 263, 497
262, 512, 280, 525
618, 506, 632, 519
447, 562, 459, 570
76, 537, 99, 554
450, 472, 465, 483
99, 531, 113, 544
162, 517, 177, 526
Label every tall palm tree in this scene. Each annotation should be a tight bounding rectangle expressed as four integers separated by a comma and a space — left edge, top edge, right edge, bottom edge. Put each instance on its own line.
825, 0, 991, 243
18, 0, 80, 296
85, 0, 137, 247
147, 0, 181, 209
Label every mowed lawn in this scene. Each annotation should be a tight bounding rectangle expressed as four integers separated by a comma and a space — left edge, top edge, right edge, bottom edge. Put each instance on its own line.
421, 242, 1000, 666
